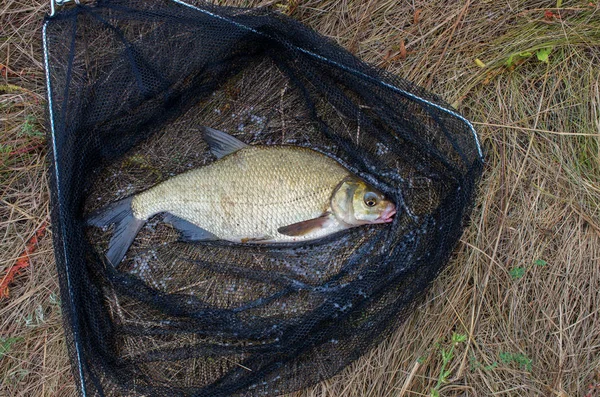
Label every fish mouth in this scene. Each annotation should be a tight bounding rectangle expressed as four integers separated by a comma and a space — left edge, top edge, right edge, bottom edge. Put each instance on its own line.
376, 204, 396, 224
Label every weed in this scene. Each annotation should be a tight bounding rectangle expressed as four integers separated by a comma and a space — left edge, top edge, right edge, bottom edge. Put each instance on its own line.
499, 351, 533, 372
430, 333, 467, 397
505, 51, 534, 68
0, 337, 22, 360
505, 47, 553, 69
469, 354, 498, 372
22, 305, 47, 328
534, 259, 548, 267
0, 144, 13, 155
49, 292, 61, 306
535, 47, 553, 63
6, 368, 30, 384
19, 115, 45, 139
509, 267, 526, 279
470, 351, 532, 373
509, 258, 548, 280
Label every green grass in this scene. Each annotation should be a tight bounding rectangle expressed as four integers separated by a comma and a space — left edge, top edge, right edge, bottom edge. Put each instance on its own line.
0, 337, 22, 360
429, 333, 467, 397
499, 351, 533, 372
19, 115, 45, 140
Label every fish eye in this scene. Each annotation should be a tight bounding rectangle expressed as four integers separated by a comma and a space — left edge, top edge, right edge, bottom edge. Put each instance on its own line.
363, 192, 378, 207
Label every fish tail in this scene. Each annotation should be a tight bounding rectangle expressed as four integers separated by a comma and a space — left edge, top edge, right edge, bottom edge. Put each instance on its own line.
87, 196, 145, 266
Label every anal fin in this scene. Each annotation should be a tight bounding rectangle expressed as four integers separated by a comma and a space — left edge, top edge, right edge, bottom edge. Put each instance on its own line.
277, 213, 334, 237
164, 214, 218, 242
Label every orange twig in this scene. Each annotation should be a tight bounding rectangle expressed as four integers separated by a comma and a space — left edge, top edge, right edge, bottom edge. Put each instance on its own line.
0, 222, 47, 299
9, 144, 44, 156
0, 63, 19, 78
0, 63, 37, 79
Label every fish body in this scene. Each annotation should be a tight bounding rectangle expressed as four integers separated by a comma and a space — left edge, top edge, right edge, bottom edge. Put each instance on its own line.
132, 146, 351, 243
88, 127, 396, 266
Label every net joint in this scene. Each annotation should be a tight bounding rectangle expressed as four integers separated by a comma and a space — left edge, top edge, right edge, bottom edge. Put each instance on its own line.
50, 0, 80, 17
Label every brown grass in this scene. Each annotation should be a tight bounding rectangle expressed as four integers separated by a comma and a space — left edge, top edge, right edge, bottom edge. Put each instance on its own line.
2, 0, 600, 396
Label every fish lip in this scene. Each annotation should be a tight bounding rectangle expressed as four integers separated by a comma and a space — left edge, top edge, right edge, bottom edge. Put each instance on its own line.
375, 205, 396, 223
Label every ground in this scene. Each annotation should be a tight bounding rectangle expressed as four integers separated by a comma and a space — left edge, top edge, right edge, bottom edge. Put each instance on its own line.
1, 0, 599, 396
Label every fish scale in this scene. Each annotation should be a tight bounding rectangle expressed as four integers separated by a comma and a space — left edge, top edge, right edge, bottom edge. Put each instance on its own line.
132, 146, 351, 242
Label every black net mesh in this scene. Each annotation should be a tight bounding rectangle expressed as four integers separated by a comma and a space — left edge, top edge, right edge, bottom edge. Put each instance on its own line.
43, 1, 484, 396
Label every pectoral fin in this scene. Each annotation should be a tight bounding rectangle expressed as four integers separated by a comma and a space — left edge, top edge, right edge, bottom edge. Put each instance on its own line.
164, 214, 218, 242
241, 236, 272, 243
277, 214, 334, 237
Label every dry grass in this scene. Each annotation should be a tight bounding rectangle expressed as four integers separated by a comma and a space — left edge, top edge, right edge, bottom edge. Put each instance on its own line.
1, 0, 600, 396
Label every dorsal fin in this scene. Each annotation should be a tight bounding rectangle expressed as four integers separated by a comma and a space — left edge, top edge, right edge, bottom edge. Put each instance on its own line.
201, 126, 249, 159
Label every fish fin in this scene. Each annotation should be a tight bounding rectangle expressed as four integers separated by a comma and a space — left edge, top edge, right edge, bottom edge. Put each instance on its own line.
201, 126, 248, 159
277, 214, 334, 237
87, 197, 145, 267
164, 214, 218, 242
241, 236, 272, 243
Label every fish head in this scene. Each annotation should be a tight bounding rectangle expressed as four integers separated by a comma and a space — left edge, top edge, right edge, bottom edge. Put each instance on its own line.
331, 176, 396, 226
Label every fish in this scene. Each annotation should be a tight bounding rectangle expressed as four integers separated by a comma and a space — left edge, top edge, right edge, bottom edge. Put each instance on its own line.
88, 127, 397, 266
